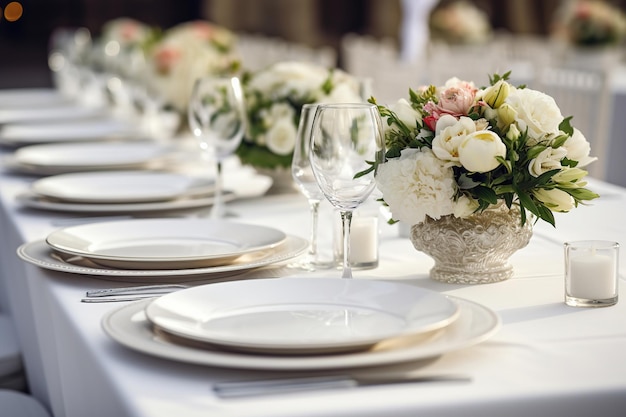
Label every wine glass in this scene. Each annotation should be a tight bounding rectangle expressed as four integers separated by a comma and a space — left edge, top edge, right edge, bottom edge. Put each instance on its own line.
309, 103, 385, 278
188, 76, 246, 219
291, 104, 334, 270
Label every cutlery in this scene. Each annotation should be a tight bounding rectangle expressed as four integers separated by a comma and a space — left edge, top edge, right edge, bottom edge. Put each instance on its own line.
81, 294, 165, 303
85, 284, 189, 298
212, 374, 472, 398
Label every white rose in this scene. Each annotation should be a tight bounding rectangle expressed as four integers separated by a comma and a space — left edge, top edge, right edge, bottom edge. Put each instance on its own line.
534, 188, 575, 212
528, 147, 567, 177
432, 116, 476, 164
458, 130, 506, 173
563, 128, 598, 168
376, 148, 457, 225
265, 118, 297, 155
505, 88, 563, 141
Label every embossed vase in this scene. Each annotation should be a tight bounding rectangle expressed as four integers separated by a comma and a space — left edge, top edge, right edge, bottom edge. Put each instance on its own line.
409, 203, 533, 284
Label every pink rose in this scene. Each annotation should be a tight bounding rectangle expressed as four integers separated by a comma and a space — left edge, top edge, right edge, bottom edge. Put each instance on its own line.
437, 83, 477, 116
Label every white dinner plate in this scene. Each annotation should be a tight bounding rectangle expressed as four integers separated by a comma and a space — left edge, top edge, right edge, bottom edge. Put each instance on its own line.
145, 278, 460, 354
17, 235, 308, 282
46, 219, 287, 269
0, 88, 67, 107
103, 296, 499, 370
13, 141, 175, 173
31, 171, 211, 204
0, 103, 104, 124
0, 118, 141, 145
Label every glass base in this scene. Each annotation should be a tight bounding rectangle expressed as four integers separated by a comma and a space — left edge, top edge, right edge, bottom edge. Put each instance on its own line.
565, 295, 618, 308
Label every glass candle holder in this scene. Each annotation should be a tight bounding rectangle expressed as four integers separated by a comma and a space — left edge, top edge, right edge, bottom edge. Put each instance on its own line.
564, 240, 619, 308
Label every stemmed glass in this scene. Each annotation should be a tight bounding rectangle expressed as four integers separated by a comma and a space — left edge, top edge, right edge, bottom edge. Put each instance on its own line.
291, 104, 333, 270
188, 76, 246, 219
309, 103, 385, 278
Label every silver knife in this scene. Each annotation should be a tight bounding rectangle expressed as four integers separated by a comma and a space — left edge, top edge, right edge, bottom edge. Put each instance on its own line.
212, 374, 471, 398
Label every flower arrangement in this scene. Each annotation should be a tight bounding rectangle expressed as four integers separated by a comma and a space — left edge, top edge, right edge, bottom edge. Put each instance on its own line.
236, 61, 364, 170
552, 0, 626, 47
370, 72, 599, 227
145, 20, 240, 112
100, 17, 155, 50
429, 1, 492, 44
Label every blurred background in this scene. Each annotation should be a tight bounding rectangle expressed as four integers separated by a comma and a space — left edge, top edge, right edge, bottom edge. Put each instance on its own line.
2, 0, 624, 89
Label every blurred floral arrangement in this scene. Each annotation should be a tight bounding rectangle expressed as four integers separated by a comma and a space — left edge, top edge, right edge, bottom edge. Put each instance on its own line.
370, 72, 599, 227
429, 1, 492, 44
144, 20, 241, 112
551, 0, 626, 47
236, 61, 364, 170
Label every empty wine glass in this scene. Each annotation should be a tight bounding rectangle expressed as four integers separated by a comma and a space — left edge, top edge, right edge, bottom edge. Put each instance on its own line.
291, 104, 333, 270
188, 76, 246, 218
309, 103, 385, 278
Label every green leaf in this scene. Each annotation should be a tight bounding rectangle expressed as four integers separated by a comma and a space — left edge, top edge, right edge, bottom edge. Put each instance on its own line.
559, 116, 574, 136
472, 186, 498, 204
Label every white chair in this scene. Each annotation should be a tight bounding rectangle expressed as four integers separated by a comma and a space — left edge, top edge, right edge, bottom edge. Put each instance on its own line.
0, 390, 51, 417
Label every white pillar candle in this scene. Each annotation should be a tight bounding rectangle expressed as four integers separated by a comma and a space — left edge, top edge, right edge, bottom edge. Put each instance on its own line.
568, 252, 616, 300
349, 216, 378, 265
334, 214, 379, 268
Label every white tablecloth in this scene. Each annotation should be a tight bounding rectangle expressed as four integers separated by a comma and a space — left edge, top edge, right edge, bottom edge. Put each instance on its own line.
1, 146, 626, 417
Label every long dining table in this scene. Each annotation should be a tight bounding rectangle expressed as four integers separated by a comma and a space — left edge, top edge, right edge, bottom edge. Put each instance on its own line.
0, 99, 626, 417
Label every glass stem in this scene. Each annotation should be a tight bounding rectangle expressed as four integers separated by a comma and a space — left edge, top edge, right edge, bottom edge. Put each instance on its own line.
340, 210, 353, 279
308, 200, 320, 260
210, 160, 223, 219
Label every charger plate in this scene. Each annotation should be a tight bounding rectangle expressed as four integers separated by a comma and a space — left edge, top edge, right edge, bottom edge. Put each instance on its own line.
145, 278, 460, 354
16, 235, 308, 282
102, 295, 500, 370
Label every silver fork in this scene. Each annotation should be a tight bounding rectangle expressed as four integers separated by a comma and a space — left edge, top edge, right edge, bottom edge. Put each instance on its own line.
85, 284, 190, 298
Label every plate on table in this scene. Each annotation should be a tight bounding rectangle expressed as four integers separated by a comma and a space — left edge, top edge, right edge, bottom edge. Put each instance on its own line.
11, 141, 176, 174
0, 103, 104, 124
16, 235, 308, 282
102, 295, 500, 370
45, 219, 287, 269
16, 190, 236, 214
30, 171, 212, 204
0, 88, 68, 107
0, 118, 141, 146
144, 278, 461, 354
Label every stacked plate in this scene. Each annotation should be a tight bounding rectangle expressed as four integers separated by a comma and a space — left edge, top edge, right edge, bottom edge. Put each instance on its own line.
0, 117, 142, 147
5, 141, 178, 176
17, 218, 309, 282
101, 278, 501, 370
16, 170, 236, 214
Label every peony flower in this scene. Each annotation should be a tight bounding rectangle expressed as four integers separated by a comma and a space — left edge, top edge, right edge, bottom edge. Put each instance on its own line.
528, 147, 568, 177
458, 130, 506, 173
505, 88, 563, 142
432, 115, 476, 164
533, 188, 575, 212
376, 148, 457, 224
563, 128, 597, 168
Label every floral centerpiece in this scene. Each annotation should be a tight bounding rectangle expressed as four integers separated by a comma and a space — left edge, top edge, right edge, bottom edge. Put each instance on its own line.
551, 0, 626, 47
370, 72, 599, 284
145, 20, 240, 112
236, 61, 364, 171
429, 1, 492, 44
100, 17, 155, 50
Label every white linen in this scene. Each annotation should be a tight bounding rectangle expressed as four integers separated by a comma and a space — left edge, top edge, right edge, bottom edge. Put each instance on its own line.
0, 126, 625, 416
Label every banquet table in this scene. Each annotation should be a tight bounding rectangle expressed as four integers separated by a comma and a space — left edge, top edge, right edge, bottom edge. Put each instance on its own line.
0, 100, 626, 417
